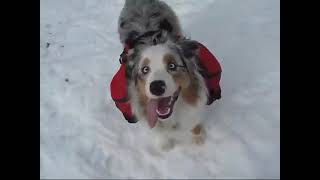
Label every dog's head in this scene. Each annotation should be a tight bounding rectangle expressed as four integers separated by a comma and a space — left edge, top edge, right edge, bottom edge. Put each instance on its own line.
127, 39, 202, 128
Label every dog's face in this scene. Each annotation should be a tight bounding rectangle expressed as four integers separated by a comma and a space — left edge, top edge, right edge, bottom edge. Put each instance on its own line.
139, 45, 189, 99
129, 40, 201, 128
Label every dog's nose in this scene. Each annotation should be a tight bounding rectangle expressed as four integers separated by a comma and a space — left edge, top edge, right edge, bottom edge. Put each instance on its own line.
150, 80, 166, 96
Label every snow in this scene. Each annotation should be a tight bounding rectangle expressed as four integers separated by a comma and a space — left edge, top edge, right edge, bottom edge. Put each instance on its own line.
40, 0, 279, 178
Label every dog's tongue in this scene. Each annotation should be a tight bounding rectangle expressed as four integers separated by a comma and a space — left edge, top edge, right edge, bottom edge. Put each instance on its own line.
147, 99, 158, 128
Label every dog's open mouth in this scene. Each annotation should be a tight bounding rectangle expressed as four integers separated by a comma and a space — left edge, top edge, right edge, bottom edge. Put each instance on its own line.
147, 88, 180, 128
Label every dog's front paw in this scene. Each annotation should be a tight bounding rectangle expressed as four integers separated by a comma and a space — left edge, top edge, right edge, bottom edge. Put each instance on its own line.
193, 134, 205, 145
156, 138, 175, 152
161, 140, 174, 151
191, 124, 205, 145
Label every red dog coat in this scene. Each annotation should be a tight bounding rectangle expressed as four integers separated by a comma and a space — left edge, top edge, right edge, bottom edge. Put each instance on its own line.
110, 42, 222, 123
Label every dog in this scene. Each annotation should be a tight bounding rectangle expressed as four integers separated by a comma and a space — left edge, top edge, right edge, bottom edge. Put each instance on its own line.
118, 0, 209, 150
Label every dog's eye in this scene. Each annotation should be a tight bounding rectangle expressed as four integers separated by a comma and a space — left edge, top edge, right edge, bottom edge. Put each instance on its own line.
141, 66, 150, 74
168, 63, 177, 71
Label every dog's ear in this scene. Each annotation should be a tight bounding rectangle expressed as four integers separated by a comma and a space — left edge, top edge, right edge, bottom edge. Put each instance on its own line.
173, 39, 201, 73
125, 48, 142, 84
134, 30, 170, 46
124, 49, 136, 77
151, 30, 168, 45
177, 39, 199, 59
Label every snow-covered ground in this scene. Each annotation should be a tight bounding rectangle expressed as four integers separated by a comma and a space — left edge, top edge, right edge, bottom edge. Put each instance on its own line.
40, 0, 279, 178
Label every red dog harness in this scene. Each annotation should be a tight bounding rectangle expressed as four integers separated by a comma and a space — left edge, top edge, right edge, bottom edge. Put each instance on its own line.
110, 42, 222, 123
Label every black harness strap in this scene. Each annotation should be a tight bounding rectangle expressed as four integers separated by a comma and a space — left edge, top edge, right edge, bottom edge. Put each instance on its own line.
119, 49, 127, 64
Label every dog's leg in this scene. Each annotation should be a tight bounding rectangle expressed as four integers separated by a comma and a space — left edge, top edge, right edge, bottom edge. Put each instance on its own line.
153, 129, 175, 151
191, 124, 205, 145
158, 137, 175, 151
